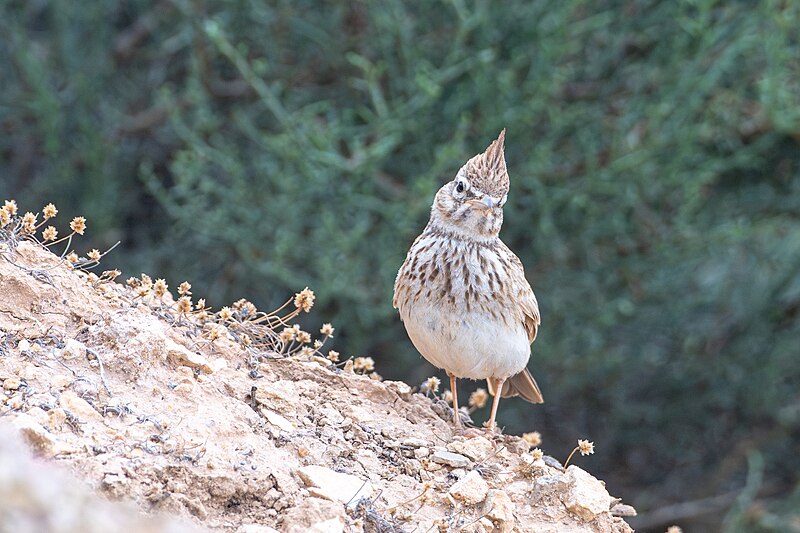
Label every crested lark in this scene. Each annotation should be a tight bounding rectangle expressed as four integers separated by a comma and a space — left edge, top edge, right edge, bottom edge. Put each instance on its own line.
393, 130, 543, 434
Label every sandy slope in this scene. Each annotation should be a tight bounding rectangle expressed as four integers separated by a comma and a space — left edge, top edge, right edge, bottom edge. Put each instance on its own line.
0, 241, 634, 532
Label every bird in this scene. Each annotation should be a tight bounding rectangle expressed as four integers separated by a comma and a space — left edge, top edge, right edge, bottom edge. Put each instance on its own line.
393, 129, 543, 434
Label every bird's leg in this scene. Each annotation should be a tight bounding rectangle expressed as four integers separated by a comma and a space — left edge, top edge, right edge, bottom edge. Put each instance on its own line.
486, 377, 506, 434
448, 372, 462, 428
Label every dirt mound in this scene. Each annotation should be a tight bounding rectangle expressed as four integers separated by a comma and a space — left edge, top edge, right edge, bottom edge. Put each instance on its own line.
0, 240, 635, 532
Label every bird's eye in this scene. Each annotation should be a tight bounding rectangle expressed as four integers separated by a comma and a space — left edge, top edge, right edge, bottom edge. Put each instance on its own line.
455, 181, 465, 194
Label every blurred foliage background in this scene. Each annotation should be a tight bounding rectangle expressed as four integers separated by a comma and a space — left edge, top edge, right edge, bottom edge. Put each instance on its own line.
2, 1, 799, 531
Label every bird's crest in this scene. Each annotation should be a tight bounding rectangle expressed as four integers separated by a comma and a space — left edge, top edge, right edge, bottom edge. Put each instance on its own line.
459, 129, 509, 197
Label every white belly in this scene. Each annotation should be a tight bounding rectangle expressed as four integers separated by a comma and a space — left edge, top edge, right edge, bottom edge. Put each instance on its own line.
400, 302, 530, 380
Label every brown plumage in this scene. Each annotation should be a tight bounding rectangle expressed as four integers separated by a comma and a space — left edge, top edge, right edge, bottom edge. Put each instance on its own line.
393, 129, 543, 434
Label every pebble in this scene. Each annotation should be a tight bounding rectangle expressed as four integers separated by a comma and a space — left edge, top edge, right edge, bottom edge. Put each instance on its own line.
59, 390, 103, 422
296, 465, 372, 508
3, 377, 21, 391
432, 450, 471, 468
483, 489, 515, 531
13, 414, 58, 456
563, 465, 613, 521
448, 470, 489, 505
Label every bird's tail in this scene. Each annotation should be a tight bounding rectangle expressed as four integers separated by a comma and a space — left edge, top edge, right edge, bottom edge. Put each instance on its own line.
487, 368, 544, 404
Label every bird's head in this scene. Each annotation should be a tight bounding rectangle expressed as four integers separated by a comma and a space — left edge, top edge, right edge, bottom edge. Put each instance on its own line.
430, 129, 510, 239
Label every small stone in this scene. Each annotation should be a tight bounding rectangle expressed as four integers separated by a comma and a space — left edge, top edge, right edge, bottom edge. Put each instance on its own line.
165, 339, 213, 373
48, 408, 67, 431
401, 437, 429, 448
261, 408, 296, 432
384, 380, 412, 399
3, 377, 21, 390
533, 473, 569, 498
296, 465, 372, 507
563, 465, 614, 521
17, 339, 31, 352
236, 526, 281, 533
483, 489, 515, 532
26, 406, 49, 426
414, 447, 430, 459
63, 339, 87, 359
448, 470, 489, 505
432, 450, 471, 468
447, 436, 494, 461
13, 414, 58, 456
50, 374, 73, 390
283, 497, 346, 533
610, 503, 637, 517
173, 383, 193, 397
59, 390, 103, 422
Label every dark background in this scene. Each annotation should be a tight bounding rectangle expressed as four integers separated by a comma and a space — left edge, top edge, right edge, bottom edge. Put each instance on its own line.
2, 1, 799, 531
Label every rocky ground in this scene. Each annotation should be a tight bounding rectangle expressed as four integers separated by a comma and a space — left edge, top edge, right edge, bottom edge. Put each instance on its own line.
0, 238, 636, 532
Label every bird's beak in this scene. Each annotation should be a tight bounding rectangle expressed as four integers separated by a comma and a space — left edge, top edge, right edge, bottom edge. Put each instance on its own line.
467, 196, 494, 216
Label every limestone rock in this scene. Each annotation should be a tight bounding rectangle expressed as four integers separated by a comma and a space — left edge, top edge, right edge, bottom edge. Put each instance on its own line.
260, 408, 296, 432
283, 497, 346, 533
3, 377, 21, 390
448, 470, 489, 505
563, 465, 614, 521
483, 489, 515, 531
63, 339, 87, 359
296, 465, 372, 507
236, 525, 280, 533
13, 414, 58, 456
432, 450, 471, 468
447, 436, 494, 462
166, 340, 213, 374
59, 390, 103, 422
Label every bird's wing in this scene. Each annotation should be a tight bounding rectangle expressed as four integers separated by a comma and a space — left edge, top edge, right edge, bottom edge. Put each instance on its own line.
504, 245, 540, 343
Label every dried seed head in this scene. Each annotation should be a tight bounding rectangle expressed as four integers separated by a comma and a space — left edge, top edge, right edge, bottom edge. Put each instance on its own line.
140, 274, 153, 290
3, 200, 18, 216
522, 431, 542, 448
421, 376, 440, 393
320, 323, 334, 337
296, 330, 311, 344
294, 287, 315, 312
353, 356, 375, 373
369, 372, 382, 381
442, 390, 453, 404
299, 346, 315, 358
327, 350, 340, 362
177, 296, 192, 315
153, 278, 168, 297
126, 277, 139, 287
219, 307, 233, 321
313, 339, 322, 348
70, 216, 86, 235
66, 252, 79, 263
0, 209, 10, 227
666, 527, 683, 533
195, 298, 206, 310
232, 298, 257, 318
531, 448, 544, 461
178, 281, 192, 295
241, 334, 252, 345
205, 324, 224, 340
469, 388, 489, 409
280, 327, 296, 343
578, 439, 595, 456
42, 226, 58, 241
88, 249, 101, 262
21, 212, 37, 234
104, 269, 121, 279
42, 203, 58, 219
